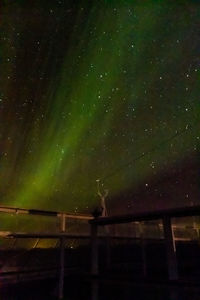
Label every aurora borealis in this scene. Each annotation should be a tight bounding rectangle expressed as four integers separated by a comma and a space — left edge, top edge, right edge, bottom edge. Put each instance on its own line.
0, 0, 200, 214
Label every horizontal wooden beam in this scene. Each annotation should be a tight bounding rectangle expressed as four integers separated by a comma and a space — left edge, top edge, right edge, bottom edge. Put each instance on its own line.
0, 232, 197, 242
90, 205, 200, 226
0, 205, 93, 220
2, 232, 90, 239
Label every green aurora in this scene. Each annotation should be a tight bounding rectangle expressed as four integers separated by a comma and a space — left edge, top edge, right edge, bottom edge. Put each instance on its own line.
0, 0, 200, 213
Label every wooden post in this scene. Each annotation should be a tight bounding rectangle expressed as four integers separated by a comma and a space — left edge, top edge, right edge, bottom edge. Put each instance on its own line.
91, 223, 98, 275
162, 216, 178, 280
58, 214, 66, 299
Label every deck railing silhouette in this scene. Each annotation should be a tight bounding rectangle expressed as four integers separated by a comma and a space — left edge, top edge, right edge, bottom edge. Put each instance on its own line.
90, 205, 200, 282
0, 205, 200, 298
0, 205, 93, 299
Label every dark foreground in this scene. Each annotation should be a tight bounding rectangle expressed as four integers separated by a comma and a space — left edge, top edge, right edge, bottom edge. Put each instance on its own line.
1, 277, 200, 300
1, 240, 200, 299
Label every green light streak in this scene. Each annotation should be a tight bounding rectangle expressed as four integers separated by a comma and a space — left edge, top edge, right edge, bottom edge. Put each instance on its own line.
0, 1, 199, 212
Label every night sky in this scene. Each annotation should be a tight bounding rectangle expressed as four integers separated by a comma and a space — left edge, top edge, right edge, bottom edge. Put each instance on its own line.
1, 0, 200, 214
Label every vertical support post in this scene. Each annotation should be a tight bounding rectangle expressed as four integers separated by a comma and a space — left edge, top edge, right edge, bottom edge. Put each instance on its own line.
139, 222, 147, 277
105, 233, 111, 269
58, 214, 66, 299
59, 236, 65, 299
91, 281, 99, 300
91, 223, 98, 275
169, 287, 180, 300
104, 224, 111, 269
193, 216, 199, 239
162, 216, 178, 280
60, 213, 66, 232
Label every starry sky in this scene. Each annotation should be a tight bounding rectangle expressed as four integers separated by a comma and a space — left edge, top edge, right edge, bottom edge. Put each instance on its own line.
0, 0, 200, 214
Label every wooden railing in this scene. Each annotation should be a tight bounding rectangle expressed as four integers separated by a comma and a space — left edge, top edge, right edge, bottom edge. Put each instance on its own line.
89, 205, 200, 281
